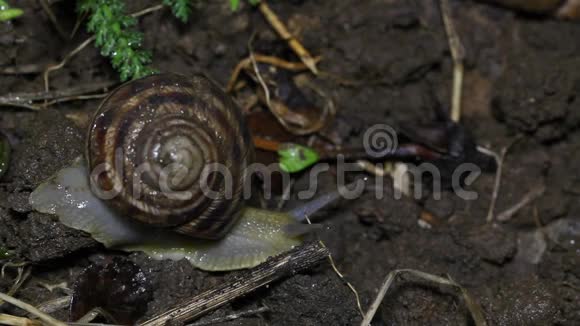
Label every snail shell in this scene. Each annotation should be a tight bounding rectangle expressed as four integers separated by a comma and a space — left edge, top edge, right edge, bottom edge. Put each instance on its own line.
87, 73, 253, 239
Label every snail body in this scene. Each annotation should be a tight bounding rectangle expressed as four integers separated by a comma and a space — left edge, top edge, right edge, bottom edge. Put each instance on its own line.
30, 73, 329, 271
86, 73, 252, 239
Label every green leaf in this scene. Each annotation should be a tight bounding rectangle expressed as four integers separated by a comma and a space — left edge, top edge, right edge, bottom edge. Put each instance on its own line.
163, 0, 191, 22
230, 0, 240, 11
82, 0, 155, 81
0, 7, 22, 22
278, 143, 320, 173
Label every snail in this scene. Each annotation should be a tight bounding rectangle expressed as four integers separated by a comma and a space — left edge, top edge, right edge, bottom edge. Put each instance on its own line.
29, 73, 336, 271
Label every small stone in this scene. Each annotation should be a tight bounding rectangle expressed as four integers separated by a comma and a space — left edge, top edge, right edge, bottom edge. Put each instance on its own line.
459, 225, 517, 264
213, 42, 227, 57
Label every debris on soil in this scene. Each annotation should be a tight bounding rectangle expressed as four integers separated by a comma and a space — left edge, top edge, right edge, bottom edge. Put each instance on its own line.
481, 277, 560, 325
1, 0, 580, 325
70, 256, 152, 324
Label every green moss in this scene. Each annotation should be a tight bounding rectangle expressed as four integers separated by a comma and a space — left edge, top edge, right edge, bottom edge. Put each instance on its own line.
79, 0, 157, 81
230, 0, 260, 11
162, 0, 191, 22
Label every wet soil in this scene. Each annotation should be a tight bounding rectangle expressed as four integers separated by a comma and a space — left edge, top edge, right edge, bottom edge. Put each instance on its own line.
1, 0, 580, 325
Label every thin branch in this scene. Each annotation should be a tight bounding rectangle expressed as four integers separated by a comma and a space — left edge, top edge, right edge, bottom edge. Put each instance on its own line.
304, 216, 365, 318
497, 183, 545, 222
45, 93, 108, 106
43, 36, 96, 94
76, 308, 117, 324
186, 306, 269, 326
440, 0, 465, 122
480, 136, 522, 223
0, 64, 48, 75
248, 35, 272, 110
226, 54, 320, 92
36, 296, 70, 314
258, 0, 319, 74
0, 81, 116, 104
0, 313, 41, 326
0, 293, 66, 326
130, 4, 164, 17
478, 146, 501, 223
0, 102, 41, 111
360, 269, 487, 326
0, 266, 31, 306
67, 323, 120, 326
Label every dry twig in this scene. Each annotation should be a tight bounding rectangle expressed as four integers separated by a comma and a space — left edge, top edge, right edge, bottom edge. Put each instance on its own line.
186, 306, 269, 326
304, 214, 365, 318
43, 36, 96, 95
497, 183, 546, 222
258, 1, 319, 74
248, 36, 272, 110
226, 54, 318, 92
0, 266, 31, 306
36, 296, 71, 315
360, 269, 487, 326
76, 308, 117, 324
324, 247, 364, 318
480, 136, 522, 223
440, 0, 465, 122
0, 81, 116, 110
478, 146, 501, 223
0, 64, 48, 75
0, 313, 41, 326
0, 292, 66, 326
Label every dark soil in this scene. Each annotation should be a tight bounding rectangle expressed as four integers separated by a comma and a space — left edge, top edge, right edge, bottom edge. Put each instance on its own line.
1, 0, 580, 325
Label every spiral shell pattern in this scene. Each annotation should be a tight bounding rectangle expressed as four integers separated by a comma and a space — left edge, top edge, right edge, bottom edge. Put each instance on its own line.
87, 73, 253, 239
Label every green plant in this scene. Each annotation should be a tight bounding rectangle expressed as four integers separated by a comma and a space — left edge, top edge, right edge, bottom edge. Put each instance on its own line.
278, 143, 319, 173
0, 0, 23, 22
230, 0, 260, 11
163, 0, 191, 22
79, 0, 158, 81
79, 0, 258, 81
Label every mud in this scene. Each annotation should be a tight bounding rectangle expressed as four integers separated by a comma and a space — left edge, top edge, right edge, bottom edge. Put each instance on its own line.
1, 0, 579, 325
